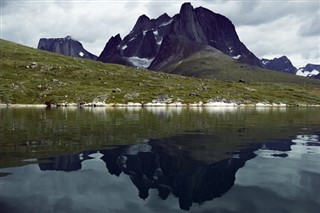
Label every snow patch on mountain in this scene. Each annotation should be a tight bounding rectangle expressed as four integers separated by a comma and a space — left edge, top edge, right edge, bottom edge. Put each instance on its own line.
127, 56, 154, 68
129, 37, 136, 42
157, 38, 163, 46
121, 45, 128, 50
262, 60, 269, 66
159, 19, 173, 27
79, 52, 84, 57
232, 55, 241, 60
296, 69, 320, 77
143, 30, 149, 36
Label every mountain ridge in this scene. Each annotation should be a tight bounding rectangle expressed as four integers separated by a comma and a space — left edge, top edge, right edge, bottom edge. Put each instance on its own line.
261, 56, 297, 74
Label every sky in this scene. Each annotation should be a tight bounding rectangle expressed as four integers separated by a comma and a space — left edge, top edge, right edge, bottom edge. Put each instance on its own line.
1, 0, 319, 68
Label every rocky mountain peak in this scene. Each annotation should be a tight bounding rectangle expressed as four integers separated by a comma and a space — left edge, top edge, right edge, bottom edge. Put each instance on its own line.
172, 2, 206, 43
97, 33, 131, 66
304, 63, 320, 72
261, 56, 297, 74
157, 13, 171, 22
98, 2, 261, 70
106, 34, 122, 50
132, 14, 152, 33
37, 36, 97, 60
180, 2, 194, 15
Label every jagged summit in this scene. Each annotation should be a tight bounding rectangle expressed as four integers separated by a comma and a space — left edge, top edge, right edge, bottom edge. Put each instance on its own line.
37, 36, 97, 60
132, 14, 152, 33
98, 2, 261, 72
97, 34, 131, 66
180, 2, 193, 15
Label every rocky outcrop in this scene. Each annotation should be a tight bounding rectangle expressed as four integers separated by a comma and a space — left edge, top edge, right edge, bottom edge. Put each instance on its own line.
37, 36, 97, 60
261, 56, 297, 74
98, 2, 261, 70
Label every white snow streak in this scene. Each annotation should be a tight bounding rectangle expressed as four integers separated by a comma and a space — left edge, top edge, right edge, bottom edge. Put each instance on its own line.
159, 19, 173, 27
127, 56, 154, 68
232, 55, 241, 60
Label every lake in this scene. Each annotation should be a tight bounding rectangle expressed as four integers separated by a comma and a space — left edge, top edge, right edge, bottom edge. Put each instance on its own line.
0, 107, 319, 213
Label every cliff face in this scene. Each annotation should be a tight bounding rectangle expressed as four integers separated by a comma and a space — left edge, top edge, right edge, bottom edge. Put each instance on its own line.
97, 34, 131, 66
37, 36, 97, 60
98, 2, 261, 70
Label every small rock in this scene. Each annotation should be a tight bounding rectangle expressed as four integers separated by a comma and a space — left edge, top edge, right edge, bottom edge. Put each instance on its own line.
189, 92, 199, 96
156, 95, 171, 103
31, 62, 38, 69
112, 88, 121, 93
124, 92, 140, 100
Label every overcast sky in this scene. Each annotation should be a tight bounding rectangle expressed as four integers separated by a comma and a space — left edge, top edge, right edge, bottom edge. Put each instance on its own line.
1, 0, 319, 68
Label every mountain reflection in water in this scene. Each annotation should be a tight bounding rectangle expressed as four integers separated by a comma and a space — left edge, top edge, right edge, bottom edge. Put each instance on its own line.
1, 107, 320, 213
34, 134, 318, 211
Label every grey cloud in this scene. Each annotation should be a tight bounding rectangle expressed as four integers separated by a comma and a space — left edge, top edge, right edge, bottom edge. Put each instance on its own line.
299, 15, 320, 37
144, 1, 182, 18
0, 1, 10, 9
200, 0, 320, 27
1, 0, 319, 67
124, 1, 141, 10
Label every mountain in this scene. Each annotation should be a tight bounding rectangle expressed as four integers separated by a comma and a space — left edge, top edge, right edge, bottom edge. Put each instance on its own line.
98, 2, 261, 71
261, 56, 297, 74
37, 36, 97, 60
296, 63, 320, 79
97, 13, 172, 68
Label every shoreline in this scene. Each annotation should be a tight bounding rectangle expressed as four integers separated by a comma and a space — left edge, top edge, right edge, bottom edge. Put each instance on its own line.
1, 102, 319, 108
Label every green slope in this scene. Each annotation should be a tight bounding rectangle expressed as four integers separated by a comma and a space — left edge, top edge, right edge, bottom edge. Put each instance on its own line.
167, 47, 320, 84
0, 39, 320, 105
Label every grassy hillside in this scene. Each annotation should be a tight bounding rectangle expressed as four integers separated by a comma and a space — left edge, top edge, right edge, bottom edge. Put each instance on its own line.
0, 39, 320, 105
167, 47, 320, 84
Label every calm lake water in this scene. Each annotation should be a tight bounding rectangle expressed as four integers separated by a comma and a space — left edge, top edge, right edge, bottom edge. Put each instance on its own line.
0, 107, 319, 213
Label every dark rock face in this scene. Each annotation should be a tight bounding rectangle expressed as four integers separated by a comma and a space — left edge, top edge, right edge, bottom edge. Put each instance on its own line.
167, 3, 261, 67
99, 2, 261, 70
149, 35, 207, 70
261, 56, 297, 74
37, 36, 97, 60
304, 64, 320, 72
98, 13, 172, 68
97, 34, 131, 66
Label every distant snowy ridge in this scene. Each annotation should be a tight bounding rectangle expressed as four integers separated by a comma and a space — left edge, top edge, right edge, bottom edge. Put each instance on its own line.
296, 69, 319, 77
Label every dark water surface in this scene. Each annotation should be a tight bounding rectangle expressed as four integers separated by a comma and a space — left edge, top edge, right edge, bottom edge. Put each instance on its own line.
0, 107, 319, 213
